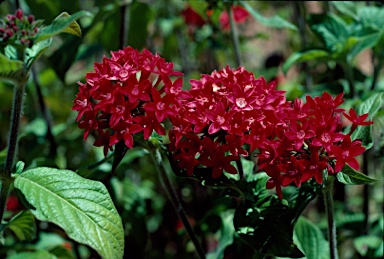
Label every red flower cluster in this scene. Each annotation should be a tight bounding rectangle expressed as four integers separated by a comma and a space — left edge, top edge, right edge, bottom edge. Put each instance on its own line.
0, 9, 40, 46
72, 47, 184, 156
168, 66, 373, 198
168, 66, 286, 178
73, 47, 373, 198
259, 92, 372, 198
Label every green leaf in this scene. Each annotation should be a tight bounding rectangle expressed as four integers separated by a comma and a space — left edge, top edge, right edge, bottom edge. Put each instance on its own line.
5, 210, 36, 241
127, 2, 154, 49
49, 245, 76, 259
233, 176, 320, 258
282, 49, 330, 74
34, 10, 91, 43
7, 251, 57, 259
13, 167, 124, 259
294, 217, 329, 259
354, 235, 383, 258
234, 200, 304, 258
24, 38, 52, 71
287, 181, 321, 224
13, 161, 25, 175
337, 165, 377, 185
307, 14, 349, 53
206, 211, 235, 259
0, 52, 24, 83
358, 6, 384, 31
240, 2, 297, 31
351, 92, 384, 148
332, 1, 358, 19
347, 32, 383, 62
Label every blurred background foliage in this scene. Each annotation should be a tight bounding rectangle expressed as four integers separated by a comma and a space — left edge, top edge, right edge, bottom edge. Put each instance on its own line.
0, 0, 383, 258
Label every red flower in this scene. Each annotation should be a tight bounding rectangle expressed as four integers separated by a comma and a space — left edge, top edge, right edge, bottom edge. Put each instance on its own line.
284, 121, 315, 150
181, 6, 206, 27
331, 135, 366, 172
343, 108, 374, 135
219, 5, 250, 30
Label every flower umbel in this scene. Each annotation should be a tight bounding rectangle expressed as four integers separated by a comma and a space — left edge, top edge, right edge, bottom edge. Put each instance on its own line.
73, 47, 183, 156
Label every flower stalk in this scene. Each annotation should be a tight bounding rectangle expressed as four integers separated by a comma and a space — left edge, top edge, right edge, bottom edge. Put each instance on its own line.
322, 175, 339, 259
0, 72, 28, 223
150, 149, 205, 259
227, 3, 242, 67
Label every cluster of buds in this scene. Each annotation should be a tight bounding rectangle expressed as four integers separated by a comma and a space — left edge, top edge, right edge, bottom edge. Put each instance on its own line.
72, 47, 185, 156
73, 48, 373, 198
0, 9, 41, 46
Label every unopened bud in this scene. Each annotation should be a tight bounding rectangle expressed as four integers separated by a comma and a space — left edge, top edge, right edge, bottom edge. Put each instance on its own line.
27, 15, 34, 24
16, 9, 23, 20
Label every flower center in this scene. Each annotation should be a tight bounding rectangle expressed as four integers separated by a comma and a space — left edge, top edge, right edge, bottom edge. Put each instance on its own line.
156, 102, 165, 110
321, 133, 331, 143
76, 99, 88, 108
116, 105, 125, 113
236, 97, 247, 108
132, 86, 139, 95
170, 87, 178, 94
119, 70, 129, 78
216, 115, 225, 125
297, 130, 306, 139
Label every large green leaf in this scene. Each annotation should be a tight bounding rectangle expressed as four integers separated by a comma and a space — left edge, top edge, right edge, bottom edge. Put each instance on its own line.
5, 210, 36, 242
13, 167, 124, 259
240, 2, 297, 31
351, 92, 383, 148
34, 10, 91, 43
282, 49, 330, 74
337, 165, 377, 185
0, 52, 24, 83
294, 217, 329, 259
307, 14, 349, 53
358, 6, 384, 31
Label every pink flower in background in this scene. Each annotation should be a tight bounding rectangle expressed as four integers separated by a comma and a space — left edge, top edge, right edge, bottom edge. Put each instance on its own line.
219, 5, 250, 30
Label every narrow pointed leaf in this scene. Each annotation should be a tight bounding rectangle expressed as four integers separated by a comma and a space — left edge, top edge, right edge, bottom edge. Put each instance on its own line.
282, 50, 330, 74
240, 2, 297, 31
0, 52, 24, 82
337, 165, 377, 185
25, 38, 52, 71
6, 210, 36, 241
34, 10, 92, 43
13, 167, 124, 259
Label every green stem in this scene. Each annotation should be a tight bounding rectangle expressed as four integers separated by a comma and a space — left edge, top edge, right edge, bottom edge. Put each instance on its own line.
322, 176, 339, 259
150, 149, 205, 259
227, 3, 242, 67
0, 74, 28, 223
340, 62, 355, 99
